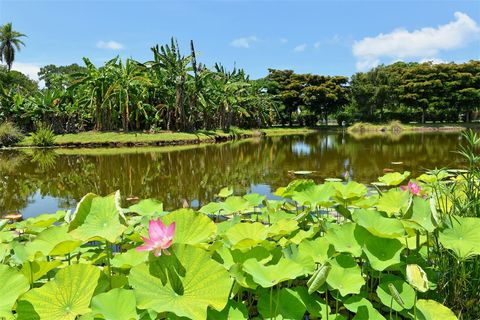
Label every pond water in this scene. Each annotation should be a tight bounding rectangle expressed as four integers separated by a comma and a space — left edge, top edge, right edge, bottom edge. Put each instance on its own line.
0, 131, 465, 218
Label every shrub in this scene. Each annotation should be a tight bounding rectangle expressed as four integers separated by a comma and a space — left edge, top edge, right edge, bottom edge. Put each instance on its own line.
30, 123, 56, 147
0, 121, 24, 147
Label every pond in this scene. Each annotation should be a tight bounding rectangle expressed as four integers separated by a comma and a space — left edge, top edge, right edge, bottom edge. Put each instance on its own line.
0, 131, 465, 218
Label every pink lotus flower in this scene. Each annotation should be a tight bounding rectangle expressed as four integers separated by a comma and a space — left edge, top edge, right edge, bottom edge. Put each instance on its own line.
136, 219, 175, 256
400, 181, 421, 196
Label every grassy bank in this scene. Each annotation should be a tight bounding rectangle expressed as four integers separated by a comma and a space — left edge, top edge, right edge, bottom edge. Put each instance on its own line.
347, 121, 478, 133
17, 127, 316, 148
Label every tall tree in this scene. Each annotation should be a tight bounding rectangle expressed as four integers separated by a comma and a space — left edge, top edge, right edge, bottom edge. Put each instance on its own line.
0, 23, 26, 71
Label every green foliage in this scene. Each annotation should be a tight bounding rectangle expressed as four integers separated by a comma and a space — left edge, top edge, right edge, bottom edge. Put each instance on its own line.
0, 121, 23, 146
2, 167, 480, 319
30, 123, 55, 146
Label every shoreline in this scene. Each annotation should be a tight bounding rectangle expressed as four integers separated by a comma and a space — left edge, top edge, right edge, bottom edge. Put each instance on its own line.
6, 123, 479, 149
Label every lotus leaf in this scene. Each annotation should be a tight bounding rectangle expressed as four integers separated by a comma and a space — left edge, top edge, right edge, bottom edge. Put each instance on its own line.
111, 248, 148, 268
69, 192, 127, 243
0, 264, 30, 318
17, 264, 100, 320
439, 216, 480, 259
353, 209, 405, 238
129, 244, 232, 319
292, 183, 334, 208
325, 222, 362, 257
416, 299, 458, 320
127, 199, 164, 216
207, 300, 248, 320
376, 275, 415, 311
332, 181, 368, 202
376, 189, 411, 216
378, 171, 410, 186
243, 193, 266, 206
257, 287, 306, 319
21, 260, 62, 284
326, 253, 365, 296
217, 187, 233, 198
224, 222, 268, 250
355, 226, 404, 271
160, 209, 216, 245
25, 225, 81, 259
90, 288, 138, 320
343, 295, 385, 320
404, 197, 436, 233
243, 257, 305, 287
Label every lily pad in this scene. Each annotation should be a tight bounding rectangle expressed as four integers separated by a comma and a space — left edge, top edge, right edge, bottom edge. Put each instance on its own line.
17, 264, 100, 320
293, 171, 313, 175
129, 244, 232, 320
378, 171, 410, 186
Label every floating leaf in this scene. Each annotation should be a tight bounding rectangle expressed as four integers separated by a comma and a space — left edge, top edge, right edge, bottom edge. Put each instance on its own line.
17, 264, 100, 320
0, 265, 29, 318
129, 244, 232, 320
90, 288, 138, 320
439, 216, 480, 259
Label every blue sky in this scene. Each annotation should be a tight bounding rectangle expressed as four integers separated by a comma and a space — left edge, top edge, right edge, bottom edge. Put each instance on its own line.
1, 0, 479, 82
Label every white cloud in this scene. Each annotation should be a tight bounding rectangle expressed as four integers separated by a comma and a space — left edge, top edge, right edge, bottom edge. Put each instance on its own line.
294, 43, 307, 52
96, 40, 125, 50
230, 36, 258, 48
314, 41, 321, 49
280, 38, 288, 44
353, 12, 480, 70
420, 58, 448, 64
11, 62, 45, 88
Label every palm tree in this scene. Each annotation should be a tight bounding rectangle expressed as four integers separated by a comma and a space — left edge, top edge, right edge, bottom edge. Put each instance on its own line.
0, 23, 26, 71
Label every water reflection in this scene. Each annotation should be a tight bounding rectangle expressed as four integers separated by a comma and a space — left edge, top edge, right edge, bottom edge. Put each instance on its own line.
0, 131, 465, 216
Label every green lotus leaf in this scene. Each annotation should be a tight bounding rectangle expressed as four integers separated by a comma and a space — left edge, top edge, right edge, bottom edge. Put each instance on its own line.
376, 275, 415, 311
111, 248, 148, 268
90, 288, 138, 320
207, 300, 248, 320
376, 189, 411, 216
25, 225, 81, 259
160, 209, 216, 245
243, 257, 305, 288
17, 264, 100, 320
378, 171, 410, 186
353, 209, 405, 238
439, 216, 480, 259
129, 244, 232, 319
69, 192, 127, 243
294, 286, 330, 318
355, 226, 404, 271
266, 219, 299, 237
298, 237, 333, 264
217, 187, 233, 198
326, 254, 365, 296
332, 181, 368, 201
257, 287, 306, 319
243, 193, 266, 207
199, 201, 224, 215
21, 260, 62, 284
292, 183, 334, 208
353, 194, 379, 209
283, 244, 316, 274
127, 199, 164, 216
228, 263, 258, 289
404, 197, 436, 233
325, 222, 362, 257
288, 227, 317, 245
416, 299, 458, 320
343, 295, 385, 320
224, 222, 268, 250
0, 264, 30, 318
221, 196, 251, 214
274, 179, 316, 197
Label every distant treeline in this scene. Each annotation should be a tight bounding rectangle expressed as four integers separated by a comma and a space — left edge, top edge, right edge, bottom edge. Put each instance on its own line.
0, 39, 478, 133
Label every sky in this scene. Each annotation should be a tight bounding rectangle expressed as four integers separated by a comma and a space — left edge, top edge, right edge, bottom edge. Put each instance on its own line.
1, 0, 479, 83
